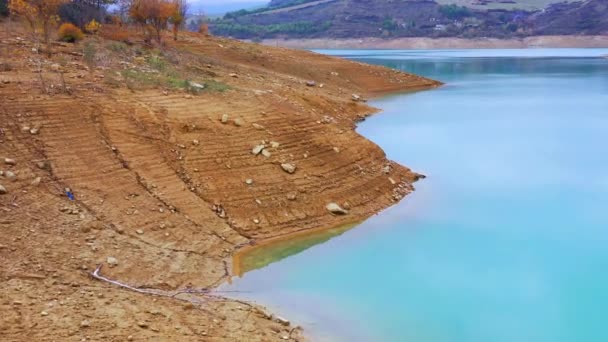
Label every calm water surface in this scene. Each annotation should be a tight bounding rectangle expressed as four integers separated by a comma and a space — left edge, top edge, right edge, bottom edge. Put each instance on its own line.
218, 49, 608, 341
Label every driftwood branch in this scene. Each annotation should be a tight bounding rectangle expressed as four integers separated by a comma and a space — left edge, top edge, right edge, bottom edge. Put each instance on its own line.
90, 264, 252, 304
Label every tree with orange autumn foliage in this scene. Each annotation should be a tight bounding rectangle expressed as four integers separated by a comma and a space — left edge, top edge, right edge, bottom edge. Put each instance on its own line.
129, 0, 176, 44
9, 0, 67, 54
169, 0, 187, 41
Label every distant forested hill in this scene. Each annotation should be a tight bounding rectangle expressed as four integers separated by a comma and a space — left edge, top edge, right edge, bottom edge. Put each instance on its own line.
209, 0, 608, 40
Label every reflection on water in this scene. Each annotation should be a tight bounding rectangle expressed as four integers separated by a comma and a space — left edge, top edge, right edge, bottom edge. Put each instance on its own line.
219, 49, 608, 342
233, 223, 358, 276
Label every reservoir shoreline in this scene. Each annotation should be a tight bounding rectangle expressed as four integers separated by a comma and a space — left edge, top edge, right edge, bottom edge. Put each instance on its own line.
262, 35, 608, 50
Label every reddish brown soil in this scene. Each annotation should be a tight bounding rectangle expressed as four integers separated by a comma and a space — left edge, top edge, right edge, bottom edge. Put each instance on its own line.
0, 23, 440, 341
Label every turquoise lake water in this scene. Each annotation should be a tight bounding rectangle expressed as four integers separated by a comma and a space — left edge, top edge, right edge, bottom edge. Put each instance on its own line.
218, 49, 608, 341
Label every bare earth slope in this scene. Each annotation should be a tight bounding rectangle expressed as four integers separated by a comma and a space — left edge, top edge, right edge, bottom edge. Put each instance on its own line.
0, 25, 439, 341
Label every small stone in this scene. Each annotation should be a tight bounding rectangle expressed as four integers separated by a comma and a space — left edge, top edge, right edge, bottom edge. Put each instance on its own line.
275, 316, 290, 326
306, 80, 316, 87
187, 81, 205, 91
282, 336, 289, 340
41, 311, 48, 316
352, 94, 361, 102
270, 141, 280, 148
31, 177, 41, 186
50, 63, 60, 72
253, 218, 260, 224
388, 177, 396, 185
333, 147, 340, 153
281, 163, 296, 174
4, 171, 16, 181
326, 202, 348, 215
229, 73, 238, 78
0, 184, 6, 194
192, 139, 199, 146
80, 319, 91, 328
252, 144, 265, 155
255, 199, 262, 205
252, 123, 264, 130
245, 179, 253, 185
4, 158, 16, 165
36, 161, 49, 170
137, 321, 149, 328
136, 229, 144, 235
233, 118, 243, 127
382, 165, 391, 174
287, 193, 297, 201
261, 149, 271, 158
30, 127, 40, 135
220, 114, 229, 123
106, 257, 118, 267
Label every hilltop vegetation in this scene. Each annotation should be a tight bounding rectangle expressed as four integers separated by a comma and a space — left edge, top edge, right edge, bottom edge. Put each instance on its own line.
210, 0, 608, 40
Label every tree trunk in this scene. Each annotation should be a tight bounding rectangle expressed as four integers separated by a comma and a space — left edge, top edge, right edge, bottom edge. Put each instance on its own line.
43, 18, 51, 57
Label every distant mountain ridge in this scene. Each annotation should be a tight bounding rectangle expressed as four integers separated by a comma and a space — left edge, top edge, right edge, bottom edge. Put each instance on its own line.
210, 0, 608, 40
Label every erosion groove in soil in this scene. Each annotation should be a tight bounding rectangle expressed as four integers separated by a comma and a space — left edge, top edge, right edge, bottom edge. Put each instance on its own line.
0, 25, 440, 341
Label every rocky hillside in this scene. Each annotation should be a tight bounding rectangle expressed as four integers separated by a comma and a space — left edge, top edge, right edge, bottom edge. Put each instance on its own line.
211, 0, 608, 39
0, 21, 439, 341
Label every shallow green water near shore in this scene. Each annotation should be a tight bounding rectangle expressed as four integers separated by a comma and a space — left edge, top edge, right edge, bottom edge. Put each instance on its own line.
218, 49, 608, 341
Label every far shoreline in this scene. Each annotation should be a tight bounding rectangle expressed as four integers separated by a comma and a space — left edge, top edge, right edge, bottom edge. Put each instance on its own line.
260, 35, 608, 50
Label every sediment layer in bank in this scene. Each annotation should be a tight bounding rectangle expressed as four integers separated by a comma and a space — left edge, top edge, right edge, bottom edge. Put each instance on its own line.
0, 23, 439, 341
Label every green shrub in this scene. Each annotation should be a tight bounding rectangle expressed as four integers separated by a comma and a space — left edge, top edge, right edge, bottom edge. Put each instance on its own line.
439, 5, 472, 20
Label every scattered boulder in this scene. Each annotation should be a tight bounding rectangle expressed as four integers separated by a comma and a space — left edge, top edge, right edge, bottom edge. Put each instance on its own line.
220, 114, 229, 124
31, 177, 41, 186
351, 94, 361, 102
229, 73, 238, 78
275, 316, 290, 326
187, 81, 205, 91
192, 139, 199, 146
0, 184, 7, 194
306, 80, 316, 87
321, 115, 333, 124
36, 161, 50, 170
30, 127, 40, 135
233, 118, 243, 127
136, 229, 144, 235
253, 218, 260, 224
287, 193, 297, 201
4, 158, 16, 165
280, 163, 296, 174
252, 123, 264, 130
80, 319, 91, 328
326, 202, 348, 215
245, 179, 253, 185
107, 257, 118, 267
261, 149, 271, 158
4, 171, 16, 181
252, 144, 265, 155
